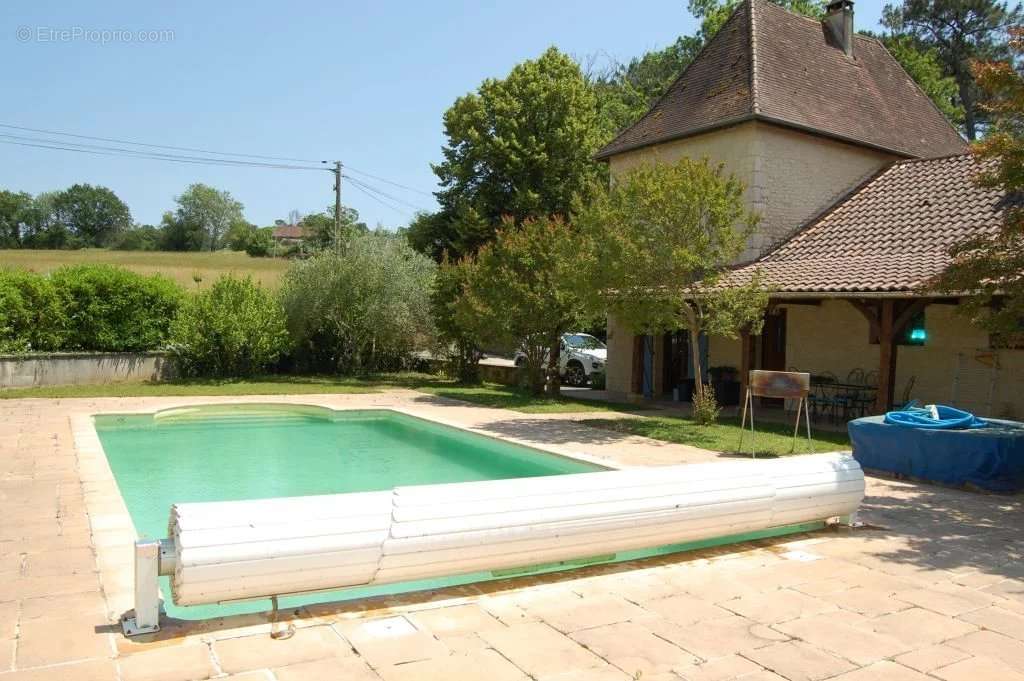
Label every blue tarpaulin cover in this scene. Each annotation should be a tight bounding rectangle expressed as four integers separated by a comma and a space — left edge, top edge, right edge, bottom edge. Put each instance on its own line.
849, 415, 1024, 492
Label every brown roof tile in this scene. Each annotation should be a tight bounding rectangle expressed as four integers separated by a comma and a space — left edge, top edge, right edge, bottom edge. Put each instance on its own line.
272, 224, 308, 239
724, 153, 1003, 294
596, 0, 967, 160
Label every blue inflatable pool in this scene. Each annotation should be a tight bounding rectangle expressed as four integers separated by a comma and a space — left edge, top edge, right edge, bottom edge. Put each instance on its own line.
849, 414, 1024, 492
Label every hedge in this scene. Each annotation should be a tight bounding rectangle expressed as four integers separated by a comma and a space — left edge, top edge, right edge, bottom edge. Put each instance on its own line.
0, 266, 183, 354
0, 270, 66, 353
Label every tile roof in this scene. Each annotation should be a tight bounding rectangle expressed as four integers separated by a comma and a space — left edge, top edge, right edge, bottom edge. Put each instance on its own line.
272, 224, 308, 239
596, 0, 967, 160
724, 153, 1003, 295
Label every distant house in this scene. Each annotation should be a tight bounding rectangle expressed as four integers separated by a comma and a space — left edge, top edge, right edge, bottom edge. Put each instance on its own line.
597, 0, 1024, 418
271, 222, 309, 246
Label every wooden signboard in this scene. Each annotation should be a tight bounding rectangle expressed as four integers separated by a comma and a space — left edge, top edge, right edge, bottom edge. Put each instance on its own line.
740, 370, 812, 456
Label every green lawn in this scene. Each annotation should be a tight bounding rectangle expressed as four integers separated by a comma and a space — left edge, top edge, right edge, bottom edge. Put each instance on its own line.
0, 374, 625, 413
0, 374, 848, 454
0, 374, 386, 399
581, 414, 851, 456
415, 383, 641, 413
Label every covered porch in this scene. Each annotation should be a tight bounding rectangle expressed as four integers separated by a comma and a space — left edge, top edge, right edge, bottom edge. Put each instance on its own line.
606, 295, 1023, 422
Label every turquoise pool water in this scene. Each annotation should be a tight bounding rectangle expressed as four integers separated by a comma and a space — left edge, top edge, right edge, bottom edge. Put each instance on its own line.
94, 404, 603, 619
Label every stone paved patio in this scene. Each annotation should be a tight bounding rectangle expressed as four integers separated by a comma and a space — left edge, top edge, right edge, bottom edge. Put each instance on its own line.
1, 390, 1022, 680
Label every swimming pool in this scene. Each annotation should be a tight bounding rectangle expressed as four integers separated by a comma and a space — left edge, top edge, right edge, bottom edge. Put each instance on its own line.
95, 404, 603, 619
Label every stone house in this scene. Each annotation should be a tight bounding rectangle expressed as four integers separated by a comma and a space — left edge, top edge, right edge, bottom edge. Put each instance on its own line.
596, 0, 1024, 418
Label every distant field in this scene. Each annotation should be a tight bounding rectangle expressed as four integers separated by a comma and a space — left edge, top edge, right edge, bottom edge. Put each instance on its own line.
0, 249, 291, 289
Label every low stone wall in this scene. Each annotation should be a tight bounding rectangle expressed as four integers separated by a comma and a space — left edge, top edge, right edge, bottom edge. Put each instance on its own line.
0, 352, 174, 389
478, 363, 522, 386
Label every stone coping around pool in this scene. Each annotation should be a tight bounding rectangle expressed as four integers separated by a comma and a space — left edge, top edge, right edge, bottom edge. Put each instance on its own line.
72, 391, 652, 631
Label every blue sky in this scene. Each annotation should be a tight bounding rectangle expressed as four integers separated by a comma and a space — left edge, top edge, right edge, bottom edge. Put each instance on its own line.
0, 1, 887, 230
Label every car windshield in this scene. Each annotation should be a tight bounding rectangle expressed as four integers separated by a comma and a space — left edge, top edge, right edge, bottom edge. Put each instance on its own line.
564, 334, 605, 350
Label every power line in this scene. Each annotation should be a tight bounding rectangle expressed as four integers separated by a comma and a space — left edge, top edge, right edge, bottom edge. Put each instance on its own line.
343, 164, 435, 197
0, 122, 321, 164
343, 174, 429, 212
344, 180, 413, 217
0, 134, 326, 171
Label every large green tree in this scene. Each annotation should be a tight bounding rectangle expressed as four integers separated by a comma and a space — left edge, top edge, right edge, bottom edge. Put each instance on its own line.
884, 0, 1023, 140
300, 206, 368, 251
0, 190, 35, 247
414, 47, 604, 260
576, 158, 768, 402
162, 183, 245, 251
586, 36, 702, 142
936, 31, 1024, 340
50, 183, 132, 247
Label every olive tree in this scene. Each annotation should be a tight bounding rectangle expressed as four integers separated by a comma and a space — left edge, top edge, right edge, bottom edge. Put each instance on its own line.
280, 232, 436, 373
577, 158, 769, 403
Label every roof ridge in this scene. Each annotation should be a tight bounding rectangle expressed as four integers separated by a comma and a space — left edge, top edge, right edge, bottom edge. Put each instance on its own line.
748, 0, 760, 114
594, 0, 753, 159
891, 151, 976, 165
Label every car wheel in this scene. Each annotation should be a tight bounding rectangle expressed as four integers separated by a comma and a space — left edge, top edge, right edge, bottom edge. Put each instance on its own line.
565, 362, 587, 387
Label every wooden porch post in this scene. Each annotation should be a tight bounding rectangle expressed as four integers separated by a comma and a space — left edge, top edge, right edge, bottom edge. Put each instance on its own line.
875, 300, 897, 413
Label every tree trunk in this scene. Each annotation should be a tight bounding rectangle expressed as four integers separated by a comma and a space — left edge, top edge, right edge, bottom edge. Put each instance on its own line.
956, 62, 977, 141
689, 326, 703, 402
683, 303, 703, 402
546, 333, 562, 398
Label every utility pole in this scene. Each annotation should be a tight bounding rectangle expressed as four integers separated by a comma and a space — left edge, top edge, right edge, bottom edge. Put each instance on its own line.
322, 159, 343, 253
333, 161, 342, 254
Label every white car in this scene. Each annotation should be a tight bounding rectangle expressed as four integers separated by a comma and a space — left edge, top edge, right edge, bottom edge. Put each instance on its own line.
513, 333, 607, 386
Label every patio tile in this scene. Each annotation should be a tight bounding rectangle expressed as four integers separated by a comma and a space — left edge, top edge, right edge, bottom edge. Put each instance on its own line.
828, 661, 932, 680
335, 616, 448, 668
893, 586, 994, 617
0, 659, 118, 680
858, 607, 977, 648
540, 665, 634, 681
743, 640, 856, 681
408, 603, 506, 638
377, 648, 528, 681
641, 593, 732, 627
645, 614, 787, 660
273, 656, 382, 681
932, 655, 1024, 681
15, 613, 111, 668
20, 591, 107, 621
719, 588, 836, 624
829, 586, 913, 617
672, 653, 763, 681
20, 548, 96, 579
946, 629, 1024, 668
480, 622, 605, 678
116, 642, 215, 681
773, 612, 912, 665
521, 592, 648, 633
894, 644, 971, 673
570, 621, 700, 677
958, 605, 1024, 640
213, 626, 350, 674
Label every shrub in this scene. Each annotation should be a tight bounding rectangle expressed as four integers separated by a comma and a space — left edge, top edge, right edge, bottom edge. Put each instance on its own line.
0, 270, 66, 353
170, 275, 289, 377
692, 382, 721, 425
50, 264, 183, 352
280, 232, 436, 373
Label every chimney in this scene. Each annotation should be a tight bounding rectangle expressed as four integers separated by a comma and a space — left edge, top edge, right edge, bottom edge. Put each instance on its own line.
824, 0, 855, 58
